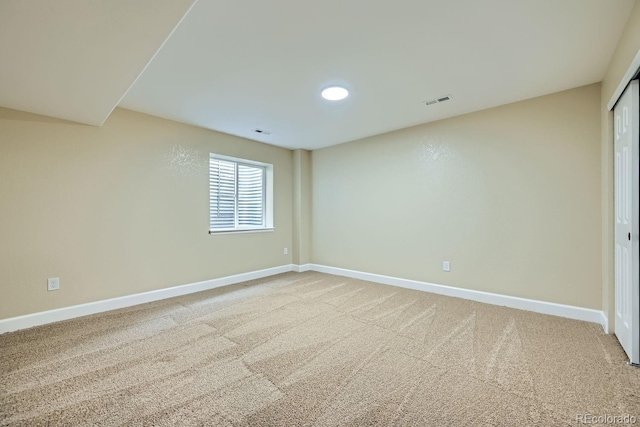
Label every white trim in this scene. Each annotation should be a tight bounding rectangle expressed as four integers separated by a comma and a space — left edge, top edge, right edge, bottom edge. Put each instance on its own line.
0, 265, 293, 334
607, 48, 640, 110
1, 263, 608, 334
308, 264, 607, 331
209, 153, 271, 168
209, 153, 274, 232
293, 264, 311, 272
209, 228, 274, 235
601, 311, 610, 333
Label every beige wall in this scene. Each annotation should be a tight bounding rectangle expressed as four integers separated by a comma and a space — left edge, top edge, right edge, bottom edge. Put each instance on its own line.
6, 7, 637, 321
312, 84, 602, 309
0, 107, 293, 319
601, 0, 640, 331
292, 149, 312, 265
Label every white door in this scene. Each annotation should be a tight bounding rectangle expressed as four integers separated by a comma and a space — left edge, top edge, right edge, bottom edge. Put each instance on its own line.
614, 79, 639, 366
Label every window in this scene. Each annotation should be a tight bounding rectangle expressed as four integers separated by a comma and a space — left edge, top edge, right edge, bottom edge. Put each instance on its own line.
209, 154, 273, 233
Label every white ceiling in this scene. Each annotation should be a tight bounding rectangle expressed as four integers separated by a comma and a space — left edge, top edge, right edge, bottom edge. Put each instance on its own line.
120, 0, 635, 149
0, 0, 195, 125
1, 1, 634, 149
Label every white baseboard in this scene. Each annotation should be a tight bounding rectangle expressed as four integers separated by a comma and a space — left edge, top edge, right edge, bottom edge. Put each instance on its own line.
1, 263, 608, 334
308, 264, 608, 331
0, 264, 293, 334
600, 311, 610, 333
293, 264, 311, 272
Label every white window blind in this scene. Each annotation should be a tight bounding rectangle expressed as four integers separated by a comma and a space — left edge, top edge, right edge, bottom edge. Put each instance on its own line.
237, 164, 264, 226
209, 155, 268, 232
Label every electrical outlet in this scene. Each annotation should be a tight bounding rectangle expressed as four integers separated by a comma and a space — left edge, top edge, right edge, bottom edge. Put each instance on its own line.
442, 261, 451, 272
47, 277, 60, 291
284, 247, 288, 255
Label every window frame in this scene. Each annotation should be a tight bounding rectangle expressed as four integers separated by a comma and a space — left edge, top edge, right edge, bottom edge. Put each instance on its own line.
209, 153, 274, 235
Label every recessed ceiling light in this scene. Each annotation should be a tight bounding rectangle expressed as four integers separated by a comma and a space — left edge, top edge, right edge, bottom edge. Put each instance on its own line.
321, 86, 349, 101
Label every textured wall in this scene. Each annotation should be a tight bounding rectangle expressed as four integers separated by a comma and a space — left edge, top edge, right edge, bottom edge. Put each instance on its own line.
312, 84, 602, 309
0, 107, 293, 319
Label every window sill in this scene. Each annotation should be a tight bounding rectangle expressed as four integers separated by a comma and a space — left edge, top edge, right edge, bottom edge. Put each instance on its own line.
209, 228, 275, 235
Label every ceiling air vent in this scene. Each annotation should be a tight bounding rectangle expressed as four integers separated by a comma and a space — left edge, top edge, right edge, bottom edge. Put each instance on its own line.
423, 94, 452, 106
253, 129, 271, 135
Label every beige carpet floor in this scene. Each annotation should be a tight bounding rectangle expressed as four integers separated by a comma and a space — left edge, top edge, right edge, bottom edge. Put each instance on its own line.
1, 271, 639, 426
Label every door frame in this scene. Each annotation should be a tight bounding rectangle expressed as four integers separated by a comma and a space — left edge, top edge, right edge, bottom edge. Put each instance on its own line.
609, 49, 640, 367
